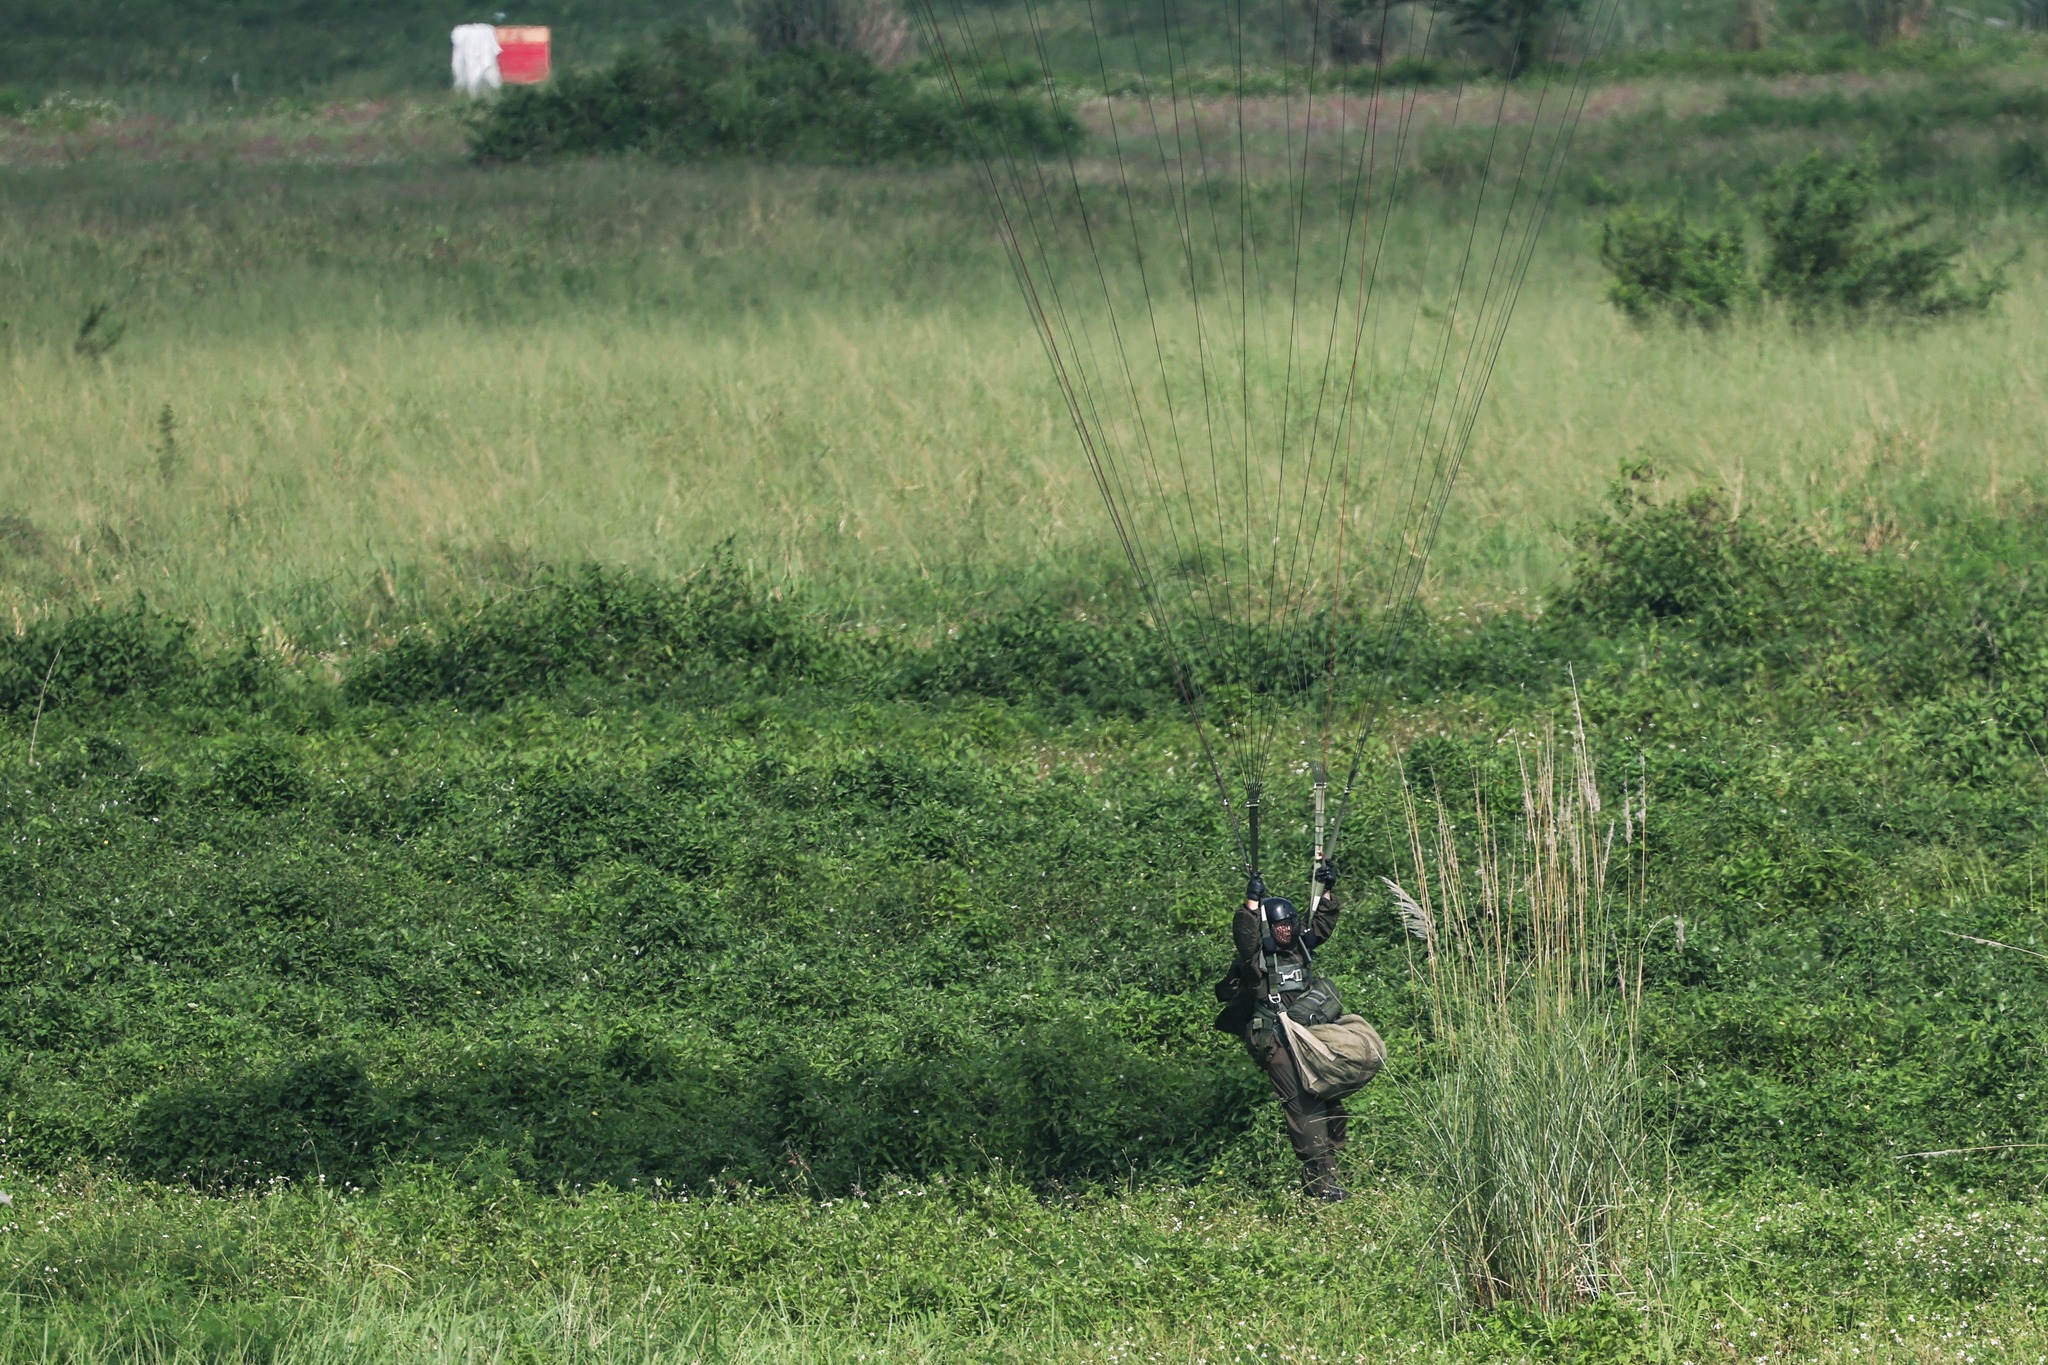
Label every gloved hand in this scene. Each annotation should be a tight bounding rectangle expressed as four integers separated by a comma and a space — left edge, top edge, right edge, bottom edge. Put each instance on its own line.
1314, 859, 1338, 888
1245, 875, 1267, 902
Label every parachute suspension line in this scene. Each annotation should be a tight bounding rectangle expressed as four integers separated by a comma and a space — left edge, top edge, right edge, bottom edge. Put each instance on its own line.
1274, 0, 1378, 663
1321, 43, 1542, 856
1321, 447, 1354, 781
1019, 0, 1253, 808
1132, 0, 1239, 706
919, 0, 1616, 876
1280, 0, 1414, 788
1314, 7, 1408, 776
1131, 0, 1259, 805
1150, 0, 1244, 715
1089, 0, 1294, 843
1266, 0, 1455, 800
1251, 0, 1329, 796
912, 0, 1248, 870
1277, 0, 1440, 792
1067, 0, 1279, 825
1230, 0, 1258, 800
1324, 0, 1627, 860
1079, 0, 1243, 734
1254, 0, 1444, 793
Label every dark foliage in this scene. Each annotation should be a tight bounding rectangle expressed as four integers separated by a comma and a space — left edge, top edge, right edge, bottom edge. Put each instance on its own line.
129, 1053, 381, 1188
1598, 147, 2010, 325
746, 0, 851, 56
1759, 149, 2008, 317
7, 481, 2048, 1197
343, 557, 839, 709
1600, 204, 1753, 326
468, 30, 1081, 165
1438, 0, 1585, 72
0, 606, 201, 712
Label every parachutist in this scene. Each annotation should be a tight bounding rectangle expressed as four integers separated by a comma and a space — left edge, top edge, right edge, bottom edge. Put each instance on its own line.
1214, 886, 1349, 1202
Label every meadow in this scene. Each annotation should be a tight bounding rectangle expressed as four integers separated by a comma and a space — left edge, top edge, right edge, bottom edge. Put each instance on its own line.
3, 61, 2047, 644
5, 42, 2048, 1363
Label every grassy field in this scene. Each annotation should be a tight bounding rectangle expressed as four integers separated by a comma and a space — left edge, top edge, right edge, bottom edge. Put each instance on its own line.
7, 46, 2048, 1364
4, 66, 2046, 645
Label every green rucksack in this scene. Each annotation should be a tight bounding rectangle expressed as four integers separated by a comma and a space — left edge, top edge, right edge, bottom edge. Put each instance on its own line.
1279, 1012, 1387, 1099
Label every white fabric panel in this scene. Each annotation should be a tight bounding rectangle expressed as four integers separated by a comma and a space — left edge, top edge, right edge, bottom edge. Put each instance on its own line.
451, 24, 503, 96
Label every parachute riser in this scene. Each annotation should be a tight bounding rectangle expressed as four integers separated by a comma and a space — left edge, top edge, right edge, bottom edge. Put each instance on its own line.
1245, 784, 1262, 886
1309, 762, 1327, 921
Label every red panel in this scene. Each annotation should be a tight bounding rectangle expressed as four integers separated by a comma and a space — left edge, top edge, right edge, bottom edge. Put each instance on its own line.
496, 26, 550, 84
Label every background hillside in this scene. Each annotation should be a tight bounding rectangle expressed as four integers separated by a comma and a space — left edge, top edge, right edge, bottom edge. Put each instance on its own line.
3, 0, 2041, 104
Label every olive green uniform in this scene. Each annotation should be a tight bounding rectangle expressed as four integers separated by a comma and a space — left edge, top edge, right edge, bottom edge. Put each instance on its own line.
1215, 892, 1346, 1185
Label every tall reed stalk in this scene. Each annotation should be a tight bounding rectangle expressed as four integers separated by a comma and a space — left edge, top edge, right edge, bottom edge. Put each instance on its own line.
1387, 704, 1661, 1315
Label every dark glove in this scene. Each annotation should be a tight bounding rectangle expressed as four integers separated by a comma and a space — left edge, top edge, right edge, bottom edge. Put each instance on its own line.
1314, 859, 1338, 888
1245, 875, 1267, 902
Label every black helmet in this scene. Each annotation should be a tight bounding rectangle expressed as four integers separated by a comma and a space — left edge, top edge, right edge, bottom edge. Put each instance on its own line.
1262, 897, 1298, 926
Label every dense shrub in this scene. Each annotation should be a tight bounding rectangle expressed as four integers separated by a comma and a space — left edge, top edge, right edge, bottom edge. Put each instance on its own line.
1439, 0, 1584, 73
0, 606, 199, 712
9, 485, 2048, 1198
210, 739, 309, 812
1759, 149, 2008, 317
343, 559, 840, 708
1599, 204, 1752, 326
128, 1053, 381, 1189
1599, 148, 2010, 324
469, 30, 1081, 165
746, 0, 852, 56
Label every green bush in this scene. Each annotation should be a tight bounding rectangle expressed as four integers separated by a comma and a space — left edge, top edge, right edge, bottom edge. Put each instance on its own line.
209, 739, 309, 812
1599, 147, 2012, 325
1997, 136, 2048, 189
11, 486, 2048, 1200
1438, 0, 1585, 72
1599, 204, 1753, 326
468, 29, 1081, 165
746, 0, 851, 56
1759, 149, 2009, 317
0, 606, 199, 712
127, 1053, 381, 1189
342, 559, 841, 709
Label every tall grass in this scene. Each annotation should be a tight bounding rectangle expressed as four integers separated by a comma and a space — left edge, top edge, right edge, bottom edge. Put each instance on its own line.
3, 64, 2045, 645
0, 150, 2041, 645
5, 1165, 2048, 1361
1389, 708, 1663, 1315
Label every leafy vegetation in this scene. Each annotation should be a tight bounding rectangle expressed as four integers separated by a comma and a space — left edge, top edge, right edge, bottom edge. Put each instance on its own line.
1758, 148, 2010, 316
8, 42, 2048, 1363
468, 29, 1079, 164
5, 478, 2048, 1201
1600, 204, 1753, 325
6, 474, 2048, 1353
1602, 148, 2009, 323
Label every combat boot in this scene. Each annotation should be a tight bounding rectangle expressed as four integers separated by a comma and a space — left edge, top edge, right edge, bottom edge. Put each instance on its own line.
1303, 1158, 1349, 1203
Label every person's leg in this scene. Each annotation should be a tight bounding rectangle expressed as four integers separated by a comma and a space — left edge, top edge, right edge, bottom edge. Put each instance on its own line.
1308, 1098, 1350, 1201
1258, 1043, 1335, 1184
